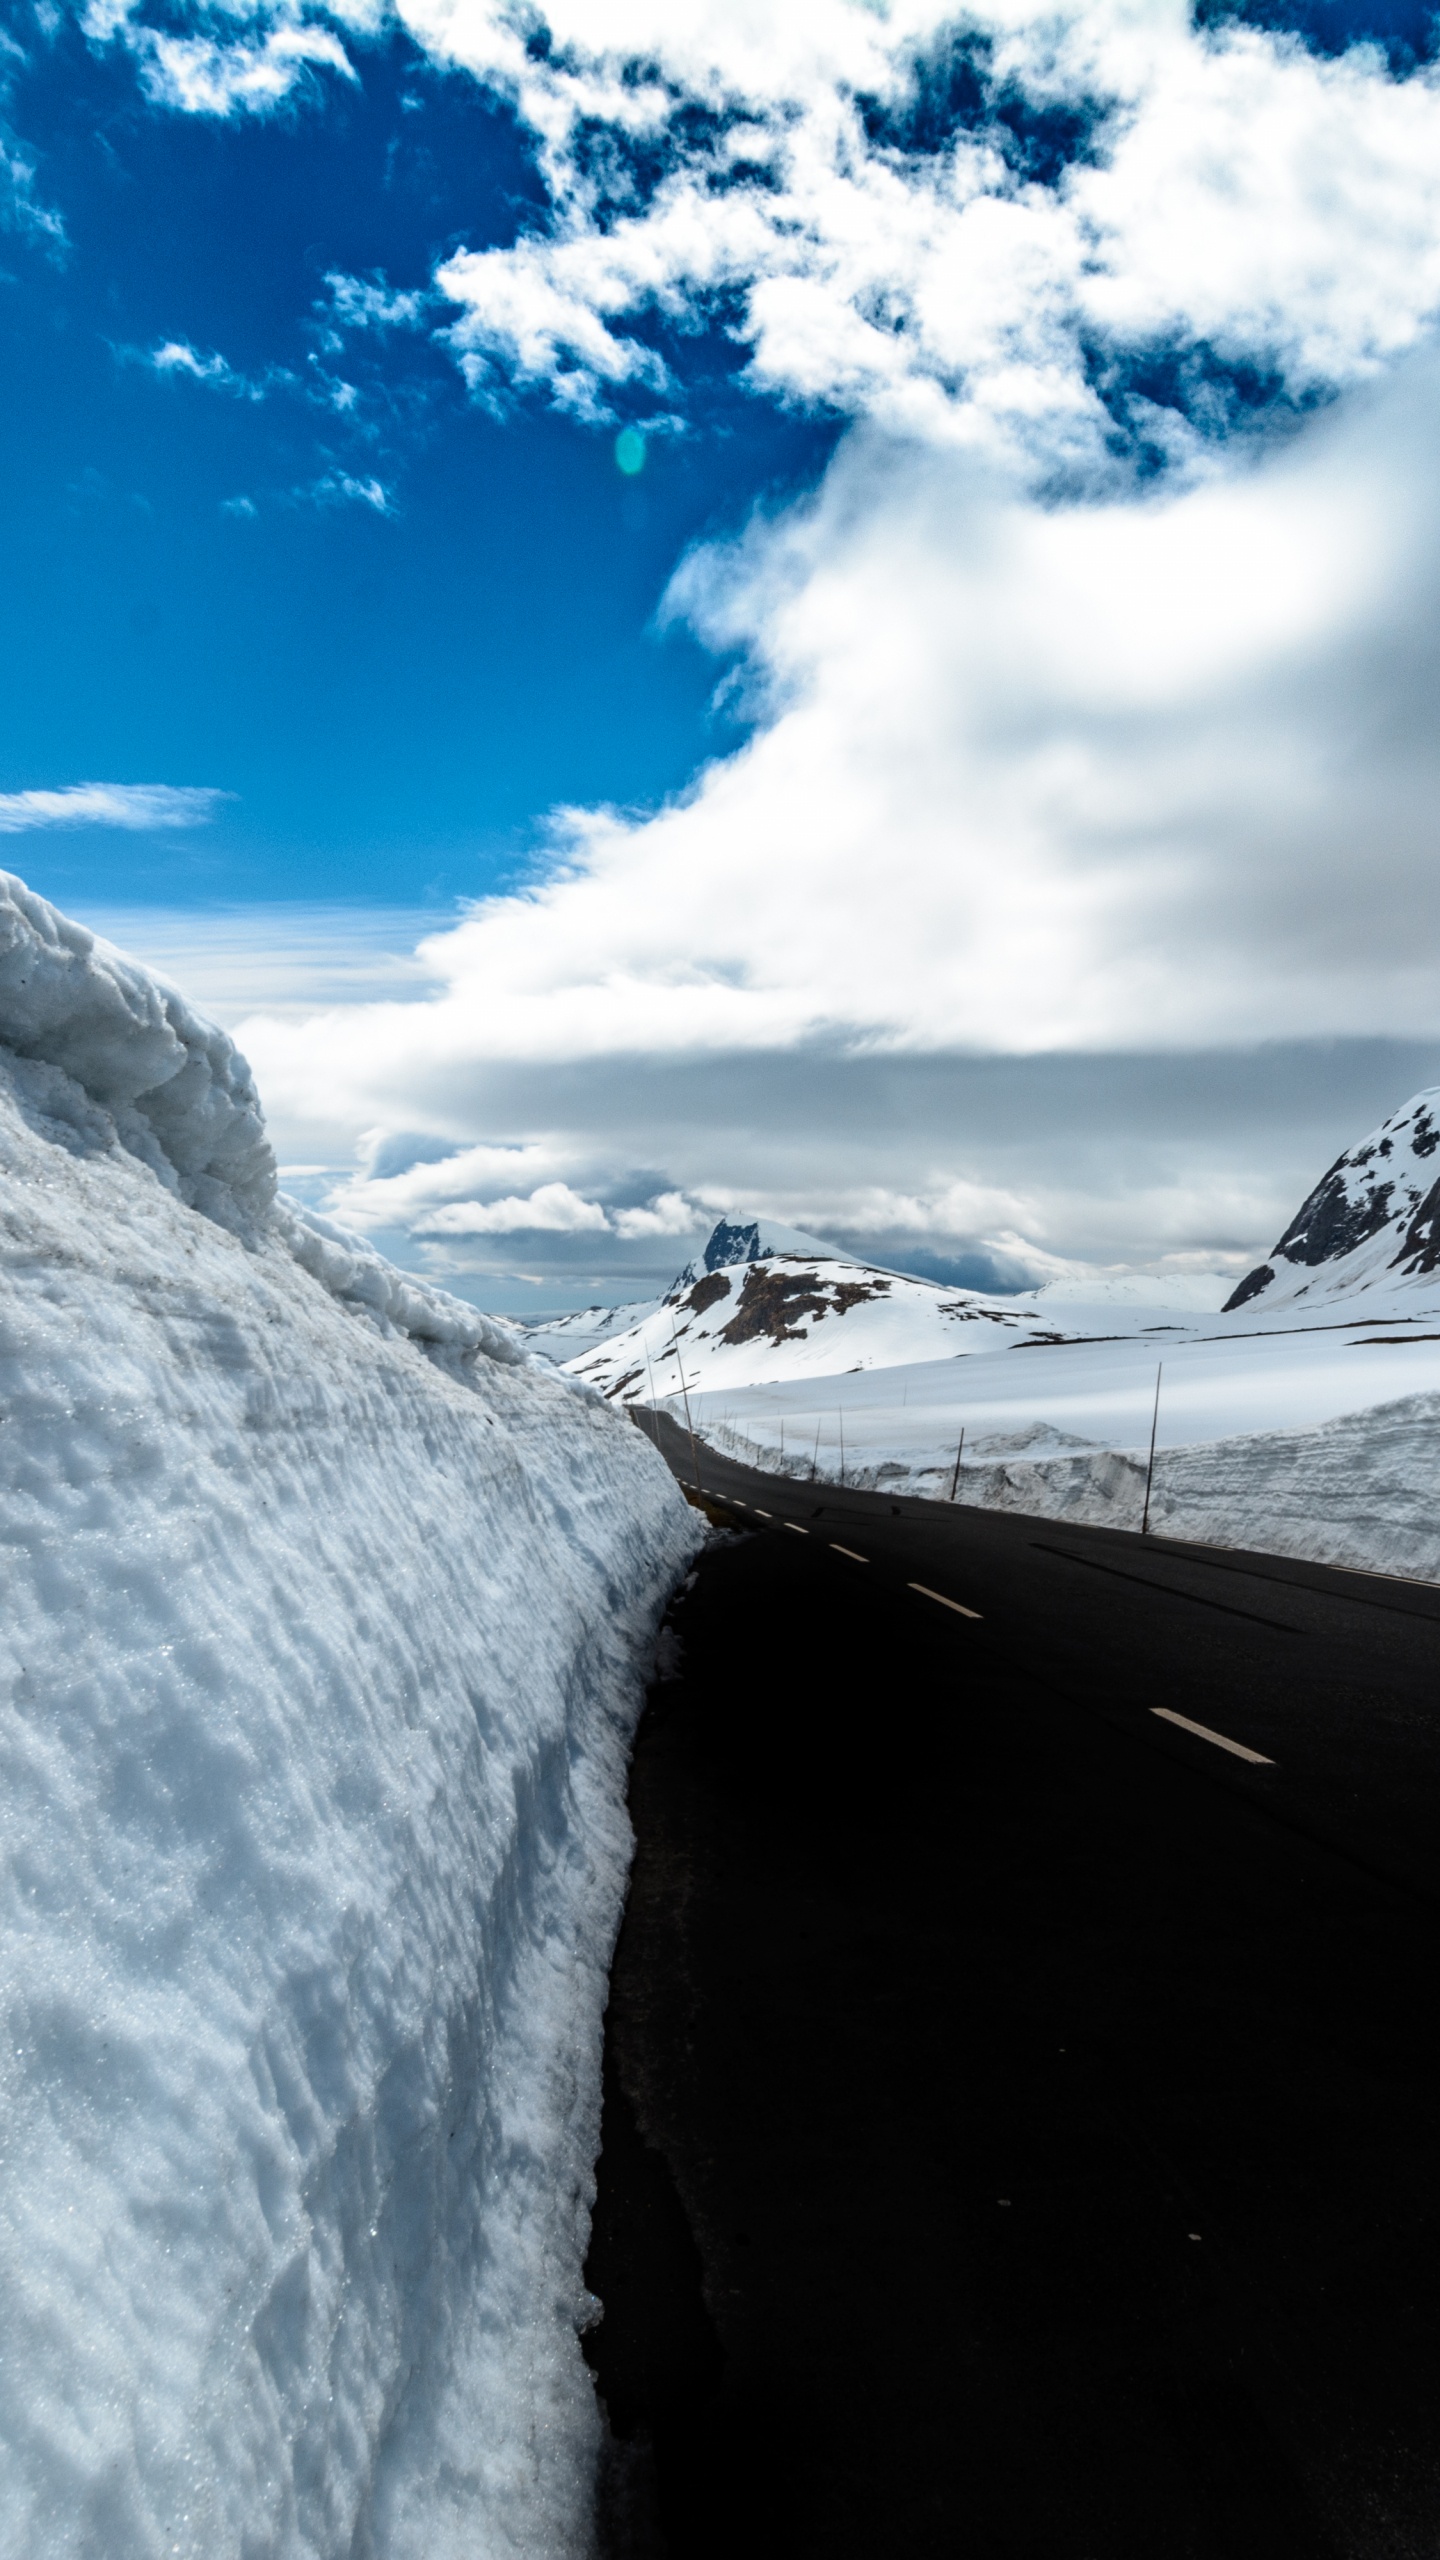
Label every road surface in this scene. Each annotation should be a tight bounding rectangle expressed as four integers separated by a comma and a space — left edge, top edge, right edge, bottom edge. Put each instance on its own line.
583, 1411, 1440, 2559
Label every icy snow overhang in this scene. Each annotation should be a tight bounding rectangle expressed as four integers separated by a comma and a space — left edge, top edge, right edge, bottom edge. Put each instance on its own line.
0, 870, 276, 1227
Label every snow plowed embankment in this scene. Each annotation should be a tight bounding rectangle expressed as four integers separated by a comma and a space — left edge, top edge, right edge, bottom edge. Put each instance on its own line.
0, 874, 700, 2559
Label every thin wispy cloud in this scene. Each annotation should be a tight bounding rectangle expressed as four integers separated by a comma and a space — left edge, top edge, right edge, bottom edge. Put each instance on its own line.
145, 338, 273, 399
296, 470, 391, 513
0, 782, 228, 832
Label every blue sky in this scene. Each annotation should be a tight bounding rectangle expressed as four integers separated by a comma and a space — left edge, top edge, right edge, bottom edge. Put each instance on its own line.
0, 16, 835, 906
8, 3, 1440, 1311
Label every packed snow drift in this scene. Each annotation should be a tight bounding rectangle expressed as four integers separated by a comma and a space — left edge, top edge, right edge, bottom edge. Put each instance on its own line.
0, 873, 700, 2560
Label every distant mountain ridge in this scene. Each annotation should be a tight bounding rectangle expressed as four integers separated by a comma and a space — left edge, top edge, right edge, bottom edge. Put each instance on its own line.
1225, 1089, 1440, 1313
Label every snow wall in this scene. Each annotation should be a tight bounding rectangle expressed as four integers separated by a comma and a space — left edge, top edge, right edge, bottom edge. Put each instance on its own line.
710, 1408, 1440, 1582
0, 874, 702, 2559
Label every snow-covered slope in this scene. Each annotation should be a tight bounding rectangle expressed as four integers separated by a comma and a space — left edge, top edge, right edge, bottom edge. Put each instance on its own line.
522, 1295, 663, 1361
1224, 1088, 1440, 1316
0, 873, 700, 2560
564, 1250, 1064, 1401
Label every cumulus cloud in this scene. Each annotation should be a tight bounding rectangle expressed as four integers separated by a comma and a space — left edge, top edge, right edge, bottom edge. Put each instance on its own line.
413, 1182, 610, 1236
238, 357, 1440, 1088
0, 782, 228, 831
68, 6, 1440, 1296
200, 345, 1440, 1290
80, 5, 1440, 468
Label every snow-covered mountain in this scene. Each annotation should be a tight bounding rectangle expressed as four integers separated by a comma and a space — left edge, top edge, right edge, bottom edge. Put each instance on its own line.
523, 1214, 854, 1365
564, 1246, 1086, 1402
0, 873, 697, 2560
1223, 1088, 1440, 1316
521, 1294, 663, 1360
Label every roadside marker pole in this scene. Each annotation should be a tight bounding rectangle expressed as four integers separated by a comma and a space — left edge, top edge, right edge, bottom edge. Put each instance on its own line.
948, 1425, 966, 1503
669, 1309, 703, 1495
1141, 1362, 1163, 1536
838, 1407, 845, 1487
811, 1416, 822, 1481
643, 1340, 660, 1437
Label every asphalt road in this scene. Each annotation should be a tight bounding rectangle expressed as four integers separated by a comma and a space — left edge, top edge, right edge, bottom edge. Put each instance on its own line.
583, 1411, 1440, 2560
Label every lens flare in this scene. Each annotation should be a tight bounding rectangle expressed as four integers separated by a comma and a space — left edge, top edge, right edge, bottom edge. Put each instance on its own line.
615, 426, 646, 476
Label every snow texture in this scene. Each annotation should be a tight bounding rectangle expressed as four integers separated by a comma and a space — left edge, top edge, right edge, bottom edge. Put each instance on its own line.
0, 873, 701, 2560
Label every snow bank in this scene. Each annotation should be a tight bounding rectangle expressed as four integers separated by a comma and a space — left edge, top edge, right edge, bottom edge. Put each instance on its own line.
706, 1396, 1440, 1577
0, 869, 275, 1227
693, 1322, 1440, 1583
0, 879, 700, 2560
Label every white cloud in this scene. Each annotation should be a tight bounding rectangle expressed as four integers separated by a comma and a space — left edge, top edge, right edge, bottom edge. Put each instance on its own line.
0, 127, 65, 250
413, 1182, 610, 1235
121, 13, 361, 118
0, 782, 228, 832
298, 469, 392, 511
611, 1190, 697, 1238
147, 338, 270, 396
209, 346, 1440, 1286
320, 270, 428, 333
81, 7, 1440, 467
235, 357, 1440, 1095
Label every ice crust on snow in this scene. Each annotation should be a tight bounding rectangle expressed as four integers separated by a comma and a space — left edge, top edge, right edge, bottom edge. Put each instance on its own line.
0, 879, 701, 2559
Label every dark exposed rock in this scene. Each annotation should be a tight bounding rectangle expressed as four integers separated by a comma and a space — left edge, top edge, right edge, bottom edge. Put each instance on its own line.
701, 1220, 762, 1274
718, 1263, 889, 1349
1222, 1264, 1275, 1313
1394, 1178, 1440, 1276
1273, 1163, 1396, 1267
685, 1272, 732, 1316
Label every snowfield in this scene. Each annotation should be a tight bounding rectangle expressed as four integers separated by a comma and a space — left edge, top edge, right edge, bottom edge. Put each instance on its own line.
0, 875, 700, 2560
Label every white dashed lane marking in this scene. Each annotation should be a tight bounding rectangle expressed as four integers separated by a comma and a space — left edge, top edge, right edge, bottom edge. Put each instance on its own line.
785, 1522, 809, 1537
1151, 1707, 1274, 1765
909, 1582, 983, 1621
831, 1544, 869, 1563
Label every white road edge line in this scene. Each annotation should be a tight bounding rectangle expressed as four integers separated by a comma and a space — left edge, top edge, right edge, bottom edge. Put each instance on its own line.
1151, 1707, 1274, 1766
832, 1544, 869, 1563
909, 1582, 982, 1621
